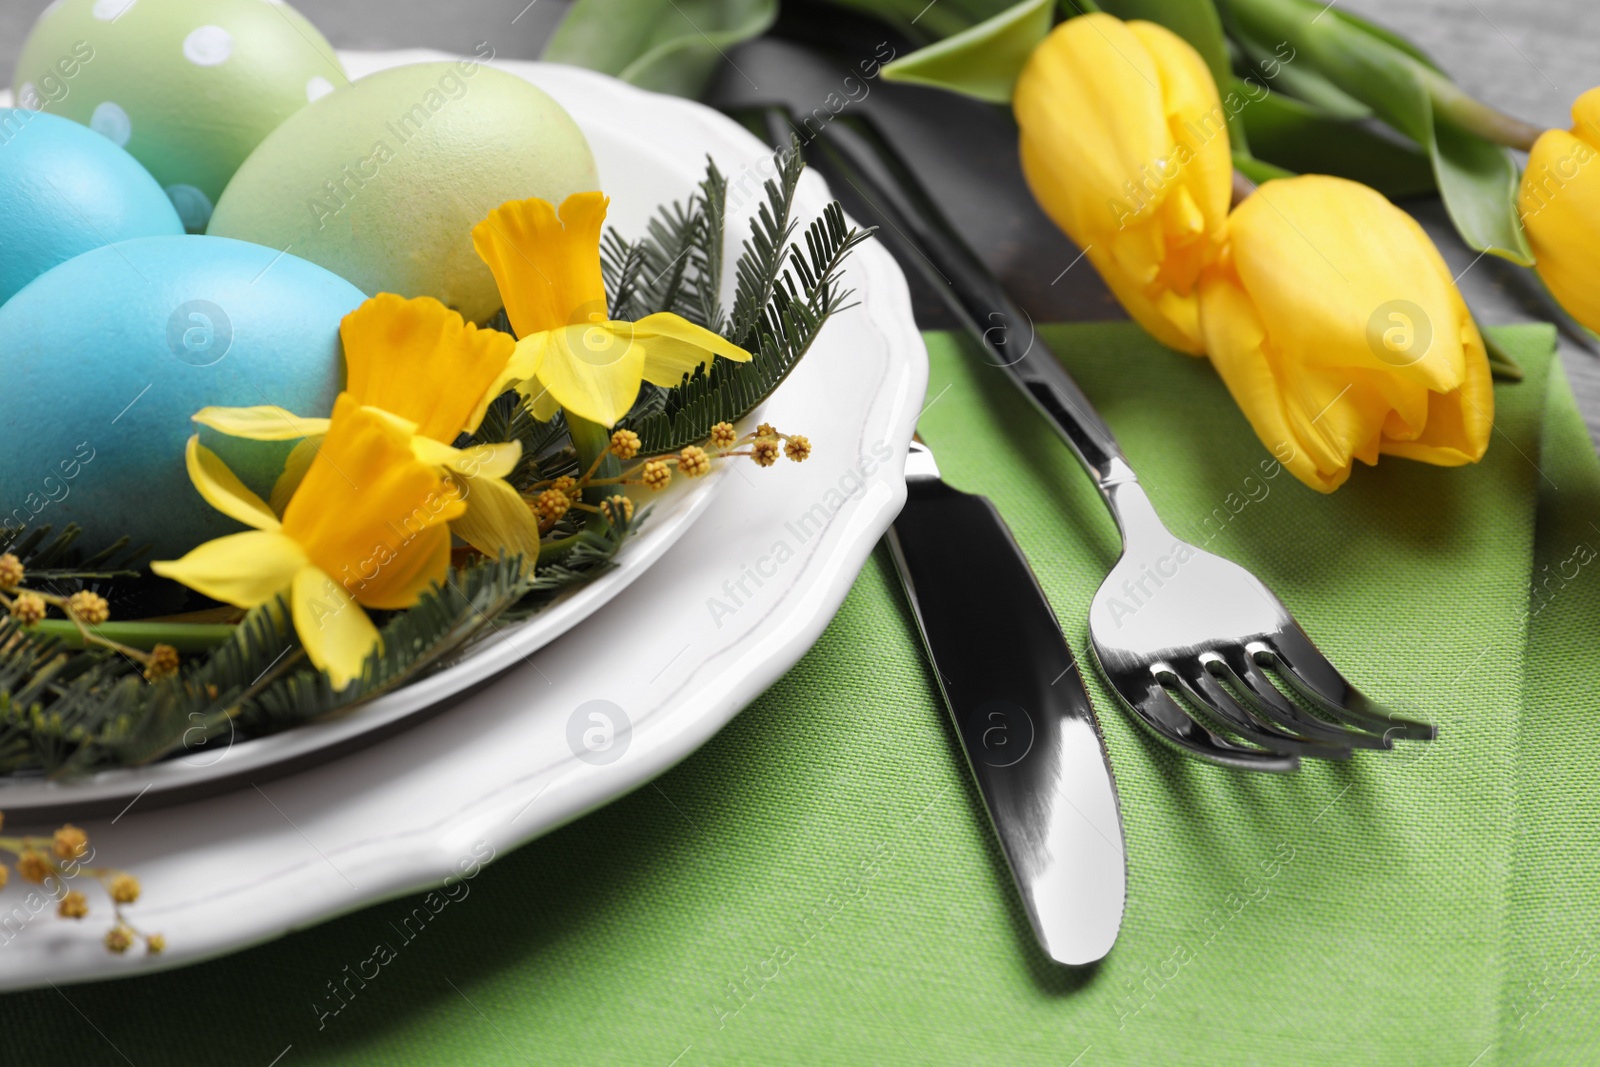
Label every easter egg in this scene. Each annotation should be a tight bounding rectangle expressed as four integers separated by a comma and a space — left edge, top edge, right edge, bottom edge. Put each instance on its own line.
12, 0, 346, 231
0, 106, 183, 306
0, 235, 363, 560
208, 61, 599, 324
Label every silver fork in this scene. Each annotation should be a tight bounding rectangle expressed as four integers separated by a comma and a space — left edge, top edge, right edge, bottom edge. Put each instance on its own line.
794, 112, 1435, 770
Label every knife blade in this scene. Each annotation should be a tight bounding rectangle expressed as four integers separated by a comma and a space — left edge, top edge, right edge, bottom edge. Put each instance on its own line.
886, 439, 1126, 966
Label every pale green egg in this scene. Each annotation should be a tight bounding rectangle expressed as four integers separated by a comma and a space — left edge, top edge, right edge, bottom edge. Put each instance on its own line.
12, 0, 345, 231
208, 61, 600, 325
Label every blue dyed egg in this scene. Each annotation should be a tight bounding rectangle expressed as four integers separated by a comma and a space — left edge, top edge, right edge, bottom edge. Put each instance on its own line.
0, 235, 362, 559
0, 107, 184, 307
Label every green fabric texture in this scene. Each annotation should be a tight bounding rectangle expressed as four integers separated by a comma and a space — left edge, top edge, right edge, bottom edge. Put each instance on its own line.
2, 323, 1595, 1066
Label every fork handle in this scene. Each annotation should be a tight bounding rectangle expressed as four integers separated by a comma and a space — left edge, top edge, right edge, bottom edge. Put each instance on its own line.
791, 112, 1138, 494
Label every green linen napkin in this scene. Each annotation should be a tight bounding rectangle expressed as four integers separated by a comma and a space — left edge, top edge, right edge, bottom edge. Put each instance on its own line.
3, 324, 1593, 1066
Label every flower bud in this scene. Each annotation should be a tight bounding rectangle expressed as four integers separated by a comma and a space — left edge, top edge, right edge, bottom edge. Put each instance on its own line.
1198, 176, 1492, 491
1518, 87, 1600, 335
1014, 14, 1232, 354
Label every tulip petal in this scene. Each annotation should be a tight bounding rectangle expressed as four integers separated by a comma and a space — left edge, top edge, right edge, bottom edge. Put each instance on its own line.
1198, 270, 1351, 492
1519, 109, 1600, 334
186, 436, 281, 531
451, 473, 542, 569
193, 407, 331, 442
472, 193, 610, 339
291, 565, 380, 691
151, 531, 308, 608
1380, 308, 1493, 465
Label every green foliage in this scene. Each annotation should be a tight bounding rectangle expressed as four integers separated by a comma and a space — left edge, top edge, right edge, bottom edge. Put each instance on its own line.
542, 0, 777, 98
609, 149, 870, 454
878, 0, 1055, 105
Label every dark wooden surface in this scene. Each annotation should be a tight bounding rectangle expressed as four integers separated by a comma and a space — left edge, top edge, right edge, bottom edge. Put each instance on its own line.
3, 0, 1597, 444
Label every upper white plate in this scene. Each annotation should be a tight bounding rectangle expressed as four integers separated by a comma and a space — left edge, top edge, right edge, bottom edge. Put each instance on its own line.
0, 42, 750, 814
0, 52, 927, 990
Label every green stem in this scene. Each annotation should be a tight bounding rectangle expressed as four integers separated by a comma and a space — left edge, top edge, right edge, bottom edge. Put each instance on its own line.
1228, 0, 1545, 150
1419, 67, 1542, 151
564, 415, 622, 541
31, 620, 235, 652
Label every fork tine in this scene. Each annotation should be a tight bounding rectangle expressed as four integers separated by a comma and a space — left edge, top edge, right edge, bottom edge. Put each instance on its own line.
1257, 630, 1437, 741
1167, 661, 1353, 760
1109, 672, 1300, 772
1212, 649, 1392, 751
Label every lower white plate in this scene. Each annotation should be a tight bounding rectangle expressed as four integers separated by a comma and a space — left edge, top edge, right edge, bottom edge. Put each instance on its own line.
0, 52, 926, 989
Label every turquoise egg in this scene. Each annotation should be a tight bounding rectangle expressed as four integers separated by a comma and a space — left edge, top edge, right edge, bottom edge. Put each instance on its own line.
0, 235, 362, 560
0, 106, 183, 307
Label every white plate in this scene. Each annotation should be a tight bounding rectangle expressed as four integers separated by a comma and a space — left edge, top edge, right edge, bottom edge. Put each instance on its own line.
0, 50, 771, 817
0, 52, 926, 990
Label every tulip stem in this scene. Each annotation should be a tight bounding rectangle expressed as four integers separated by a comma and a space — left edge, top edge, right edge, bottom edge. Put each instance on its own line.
1419, 67, 1542, 151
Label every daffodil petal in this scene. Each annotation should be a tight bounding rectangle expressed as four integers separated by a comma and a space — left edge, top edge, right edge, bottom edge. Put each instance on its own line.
472, 192, 610, 339
631, 315, 754, 387
151, 531, 308, 607
269, 436, 322, 516
452, 442, 522, 480
451, 473, 542, 570
186, 436, 280, 531
291, 565, 380, 691
352, 523, 454, 611
340, 293, 517, 441
533, 324, 647, 428
406, 437, 520, 481
193, 406, 331, 442
518, 371, 563, 422
281, 395, 464, 609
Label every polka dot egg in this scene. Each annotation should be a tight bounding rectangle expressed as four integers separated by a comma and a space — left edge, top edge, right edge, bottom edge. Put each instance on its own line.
12, 0, 346, 232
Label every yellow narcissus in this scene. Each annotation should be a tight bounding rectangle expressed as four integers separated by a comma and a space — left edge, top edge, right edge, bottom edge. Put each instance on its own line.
1198, 175, 1492, 492
153, 395, 465, 689
473, 192, 753, 428
192, 294, 542, 567
1518, 87, 1600, 334
1014, 13, 1232, 354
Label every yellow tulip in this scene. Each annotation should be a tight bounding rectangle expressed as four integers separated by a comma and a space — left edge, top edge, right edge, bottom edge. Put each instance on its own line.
192, 294, 542, 566
153, 395, 465, 689
1518, 87, 1600, 334
1014, 13, 1233, 354
472, 192, 753, 428
1198, 175, 1492, 492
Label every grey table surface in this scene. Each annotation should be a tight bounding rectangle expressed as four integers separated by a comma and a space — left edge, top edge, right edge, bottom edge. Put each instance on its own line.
3, 0, 1598, 444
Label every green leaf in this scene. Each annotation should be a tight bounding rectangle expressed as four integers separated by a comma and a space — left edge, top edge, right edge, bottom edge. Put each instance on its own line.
1225, 0, 1533, 264
1236, 81, 1436, 199
1481, 323, 1525, 382
819, 0, 1026, 44
878, 0, 1055, 104
542, 0, 777, 98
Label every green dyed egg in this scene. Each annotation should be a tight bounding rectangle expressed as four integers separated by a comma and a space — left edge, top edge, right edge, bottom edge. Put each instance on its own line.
208, 61, 600, 325
12, 0, 345, 231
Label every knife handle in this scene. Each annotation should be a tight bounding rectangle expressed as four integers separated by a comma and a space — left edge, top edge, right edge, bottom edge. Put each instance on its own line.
887, 474, 1125, 964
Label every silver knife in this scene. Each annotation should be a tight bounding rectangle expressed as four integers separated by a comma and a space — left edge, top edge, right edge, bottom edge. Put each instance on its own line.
886, 438, 1126, 965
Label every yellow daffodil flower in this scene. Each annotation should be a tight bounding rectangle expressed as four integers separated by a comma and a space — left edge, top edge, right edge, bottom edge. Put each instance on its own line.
1518, 86, 1600, 335
193, 294, 542, 567
153, 395, 465, 689
472, 191, 754, 427
1198, 175, 1492, 492
1014, 13, 1233, 354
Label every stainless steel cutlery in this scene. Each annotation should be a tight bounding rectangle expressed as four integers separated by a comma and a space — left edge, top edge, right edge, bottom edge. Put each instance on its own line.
887, 437, 1125, 965
782, 110, 1434, 770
